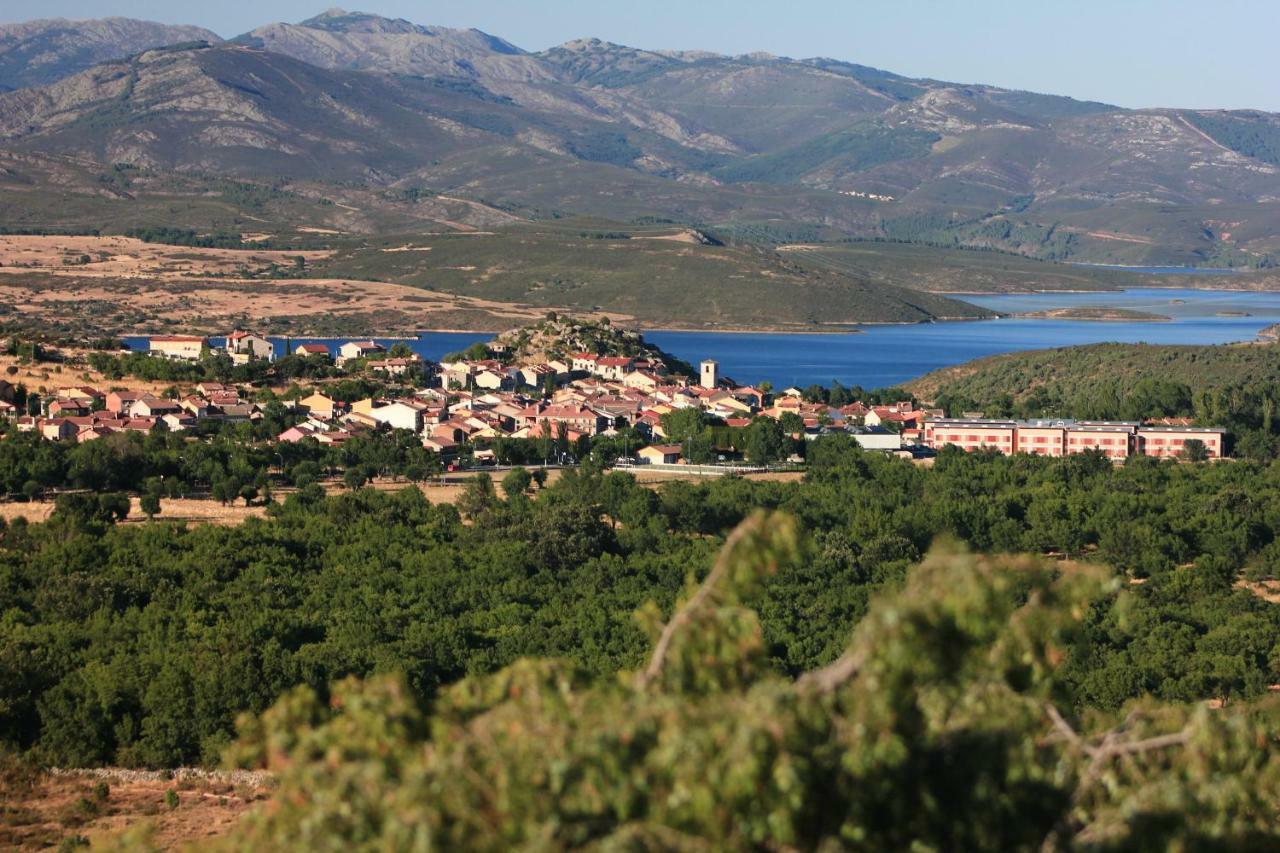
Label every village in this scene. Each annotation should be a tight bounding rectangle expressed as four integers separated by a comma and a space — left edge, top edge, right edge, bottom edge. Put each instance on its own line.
3, 320, 1228, 466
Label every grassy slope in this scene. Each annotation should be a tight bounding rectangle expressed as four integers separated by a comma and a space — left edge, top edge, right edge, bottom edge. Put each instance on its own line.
906, 341, 1280, 402
0, 152, 524, 238
316, 224, 994, 328
775, 243, 1156, 292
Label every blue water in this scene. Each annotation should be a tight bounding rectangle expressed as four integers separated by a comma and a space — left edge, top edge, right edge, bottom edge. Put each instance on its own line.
123, 288, 1280, 390
646, 288, 1280, 389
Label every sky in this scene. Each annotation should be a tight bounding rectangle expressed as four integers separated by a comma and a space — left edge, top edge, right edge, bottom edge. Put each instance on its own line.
3, 0, 1278, 111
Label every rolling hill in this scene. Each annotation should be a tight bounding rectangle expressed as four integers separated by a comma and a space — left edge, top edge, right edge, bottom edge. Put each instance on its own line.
313, 223, 996, 328
906, 340, 1280, 406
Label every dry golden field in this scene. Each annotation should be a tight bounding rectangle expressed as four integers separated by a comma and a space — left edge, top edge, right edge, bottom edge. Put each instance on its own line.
0, 766, 272, 851
0, 235, 585, 335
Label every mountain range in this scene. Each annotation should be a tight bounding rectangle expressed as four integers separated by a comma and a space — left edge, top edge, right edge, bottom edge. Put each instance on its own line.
1, 7, 1278, 268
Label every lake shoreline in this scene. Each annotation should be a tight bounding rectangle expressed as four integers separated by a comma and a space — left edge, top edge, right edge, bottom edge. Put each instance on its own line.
1011, 307, 1173, 322
939, 278, 1279, 297
646, 287, 1280, 388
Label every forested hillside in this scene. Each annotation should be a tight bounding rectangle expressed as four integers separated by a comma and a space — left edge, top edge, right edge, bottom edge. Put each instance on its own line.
2, 440, 1278, 772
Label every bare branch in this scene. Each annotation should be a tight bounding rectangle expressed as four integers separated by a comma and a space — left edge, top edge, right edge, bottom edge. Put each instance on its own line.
1094, 730, 1190, 759
796, 647, 868, 694
636, 515, 756, 690
1040, 706, 1195, 852
1043, 703, 1086, 752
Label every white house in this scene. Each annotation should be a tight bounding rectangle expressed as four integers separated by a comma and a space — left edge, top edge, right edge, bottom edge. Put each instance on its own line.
474, 367, 515, 391
373, 356, 426, 378
369, 400, 428, 433
337, 340, 385, 367
224, 331, 274, 363
571, 353, 599, 373
848, 426, 903, 451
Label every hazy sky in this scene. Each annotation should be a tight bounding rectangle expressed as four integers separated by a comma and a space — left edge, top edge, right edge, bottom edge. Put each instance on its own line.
3, 0, 1277, 111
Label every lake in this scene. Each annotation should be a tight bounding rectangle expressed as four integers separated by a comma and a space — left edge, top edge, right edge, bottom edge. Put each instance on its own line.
124, 288, 1280, 390
645, 288, 1280, 389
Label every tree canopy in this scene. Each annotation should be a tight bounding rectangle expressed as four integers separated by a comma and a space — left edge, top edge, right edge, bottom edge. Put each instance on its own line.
215, 514, 1280, 851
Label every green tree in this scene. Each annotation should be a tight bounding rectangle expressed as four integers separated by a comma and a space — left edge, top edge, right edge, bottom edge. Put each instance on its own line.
743, 417, 786, 464
342, 466, 371, 491
501, 467, 532, 501
456, 473, 497, 519
659, 408, 709, 445
1180, 438, 1210, 462
139, 492, 161, 521
778, 411, 805, 435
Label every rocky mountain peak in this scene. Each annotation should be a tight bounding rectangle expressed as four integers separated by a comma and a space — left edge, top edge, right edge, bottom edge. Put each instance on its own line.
0, 16, 222, 89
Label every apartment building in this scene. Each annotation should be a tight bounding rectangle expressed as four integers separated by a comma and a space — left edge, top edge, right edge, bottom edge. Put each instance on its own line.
923, 419, 1016, 453
1136, 426, 1225, 459
924, 418, 1226, 460
1015, 421, 1069, 457
1066, 423, 1138, 460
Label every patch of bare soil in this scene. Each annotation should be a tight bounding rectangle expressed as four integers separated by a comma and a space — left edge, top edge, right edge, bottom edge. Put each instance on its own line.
630, 469, 805, 486
0, 496, 268, 526
0, 349, 180, 397
632, 230, 703, 244
0, 272, 603, 336
0, 234, 619, 335
0, 476, 560, 527
0, 235, 332, 279
1236, 578, 1280, 604
0, 765, 272, 851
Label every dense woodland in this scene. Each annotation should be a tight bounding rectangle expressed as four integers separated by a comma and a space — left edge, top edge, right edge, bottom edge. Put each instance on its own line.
219, 516, 1280, 851
1, 439, 1278, 773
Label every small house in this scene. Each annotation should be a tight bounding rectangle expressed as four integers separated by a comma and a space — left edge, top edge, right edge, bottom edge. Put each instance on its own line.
637, 444, 682, 465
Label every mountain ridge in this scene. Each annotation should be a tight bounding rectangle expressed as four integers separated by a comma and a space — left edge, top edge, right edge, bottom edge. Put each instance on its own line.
0, 16, 222, 89
0, 10, 1278, 266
